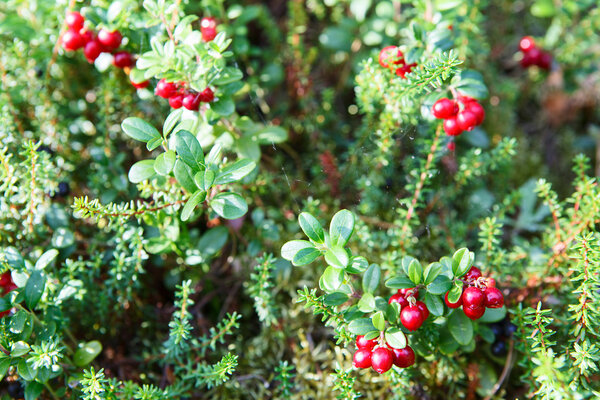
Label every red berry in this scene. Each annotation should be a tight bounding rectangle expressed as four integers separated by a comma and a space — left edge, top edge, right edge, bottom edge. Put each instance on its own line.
379, 46, 404, 69
0, 272, 12, 288
395, 63, 416, 78
465, 266, 482, 281
447, 141, 456, 151
154, 79, 178, 98
465, 101, 485, 125
462, 287, 485, 309
84, 40, 102, 63
65, 11, 85, 31
527, 47, 542, 65
519, 36, 536, 52
353, 348, 372, 369
131, 78, 150, 89
182, 93, 201, 111
97, 29, 122, 51
400, 305, 424, 331
486, 277, 496, 288
457, 110, 478, 131
80, 29, 94, 45
198, 87, 215, 103
391, 345, 415, 368
432, 98, 458, 119
398, 288, 419, 298
388, 293, 409, 309
443, 117, 463, 136
201, 17, 217, 42
416, 301, 429, 321
356, 335, 377, 350
62, 29, 85, 51
484, 287, 504, 308
113, 51, 134, 69
371, 347, 394, 374
537, 52, 552, 70
520, 51, 535, 68
0, 310, 10, 318
168, 94, 184, 109
463, 305, 485, 320
444, 291, 462, 308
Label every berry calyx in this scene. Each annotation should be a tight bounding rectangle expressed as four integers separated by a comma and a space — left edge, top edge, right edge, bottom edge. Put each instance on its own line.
200, 17, 217, 42
519, 36, 536, 52
463, 304, 485, 320
168, 94, 184, 109
113, 51, 134, 69
462, 287, 485, 309
182, 93, 201, 111
484, 287, 504, 308
432, 98, 458, 119
84, 40, 102, 63
356, 335, 377, 350
371, 347, 394, 374
391, 346, 415, 368
443, 117, 463, 136
444, 291, 462, 308
65, 11, 85, 31
199, 87, 215, 103
353, 348, 372, 369
464, 266, 482, 281
415, 301, 429, 321
388, 293, 409, 309
154, 79, 178, 99
398, 287, 419, 298
62, 29, 85, 51
400, 305, 424, 331
378, 46, 403, 69
97, 29, 122, 51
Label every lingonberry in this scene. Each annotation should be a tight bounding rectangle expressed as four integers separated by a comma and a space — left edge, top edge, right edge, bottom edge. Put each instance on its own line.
395, 63, 416, 78
131, 78, 150, 89
113, 51, 134, 69
462, 287, 485, 309
447, 141, 456, 151
168, 94, 184, 109
538, 52, 552, 70
97, 29, 122, 51
464, 266, 482, 281
398, 287, 418, 298
80, 29, 94, 45
465, 101, 485, 125
400, 305, 424, 331
527, 47, 542, 65
463, 304, 485, 320
200, 17, 217, 41
356, 335, 377, 350
484, 287, 504, 308
486, 277, 496, 288
491, 340, 507, 356
444, 291, 462, 308
391, 345, 415, 368
155, 79, 178, 99
183, 93, 201, 111
443, 117, 463, 136
415, 301, 429, 321
432, 98, 458, 119
388, 293, 409, 309
456, 109, 478, 131
84, 40, 102, 63
0, 272, 12, 288
198, 87, 215, 103
65, 11, 85, 31
353, 348, 372, 369
62, 29, 85, 51
378, 46, 403, 69
519, 36, 536, 52
371, 347, 394, 374
520, 52, 535, 68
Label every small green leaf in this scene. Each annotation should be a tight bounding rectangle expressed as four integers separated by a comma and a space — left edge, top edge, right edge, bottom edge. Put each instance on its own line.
479, 306, 507, 323
386, 275, 415, 289
163, 108, 183, 137
385, 328, 407, 349
173, 159, 198, 193
281, 240, 316, 262
323, 292, 349, 306
214, 159, 256, 185
321, 266, 344, 292
25, 271, 45, 309
424, 292, 444, 316
24, 381, 44, 400
324, 246, 349, 268
347, 318, 376, 335
427, 275, 452, 295
181, 190, 206, 221
17, 359, 36, 381
452, 248, 472, 277
447, 281, 464, 303
362, 264, 380, 294
121, 117, 161, 143
74, 341, 103, 367
175, 130, 205, 172
128, 160, 155, 183
0, 357, 11, 380
194, 170, 216, 192
385, 302, 400, 323
10, 341, 30, 357
329, 209, 355, 247
346, 256, 369, 274
210, 192, 248, 220
34, 249, 58, 270
448, 310, 473, 345
154, 151, 176, 176
371, 311, 385, 331
146, 137, 163, 151
298, 212, 325, 244
423, 262, 442, 285
357, 292, 375, 312
364, 330, 380, 340
211, 96, 235, 116
407, 259, 422, 285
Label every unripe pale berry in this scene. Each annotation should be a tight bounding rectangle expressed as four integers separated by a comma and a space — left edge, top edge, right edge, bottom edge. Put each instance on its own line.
484, 287, 504, 308
371, 347, 394, 374
392, 345, 415, 368
353, 348, 372, 369
432, 98, 458, 119
400, 305, 424, 331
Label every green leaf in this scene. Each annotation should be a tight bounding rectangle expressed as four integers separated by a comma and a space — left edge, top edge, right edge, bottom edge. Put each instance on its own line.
371, 311, 385, 331
357, 292, 375, 312
385, 302, 400, 323
194, 170, 216, 192
128, 160, 155, 183
173, 159, 199, 193
175, 130, 205, 172
347, 318, 376, 335
407, 259, 423, 285
447, 281, 464, 303
24, 381, 44, 400
448, 311, 473, 345
163, 108, 183, 136
211, 96, 235, 116
74, 341, 103, 367
255, 126, 288, 144
362, 264, 380, 294
323, 292, 349, 306
452, 248, 472, 277
121, 117, 161, 143
0, 357, 11, 380
386, 275, 415, 289
10, 341, 30, 357
210, 192, 248, 220
298, 212, 325, 244
181, 190, 206, 221
479, 306, 507, 323
531, 0, 556, 17
212, 67, 244, 85
281, 240, 317, 262
154, 151, 176, 176
214, 159, 256, 185
329, 209, 355, 247
34, 249, 58, 270
25, 271, 45, 309
146, 137, 163, 151
385, 328, 407, 349
292, 246, 321, 266
17, 359, 36, 381
427, 275, 452, 295
346, 256, 369, 274
321, 266, 344, 292
424, 292, 444, 316
423, 262, 442, 285
324, 246, 349, 268
2, 247, 24, 269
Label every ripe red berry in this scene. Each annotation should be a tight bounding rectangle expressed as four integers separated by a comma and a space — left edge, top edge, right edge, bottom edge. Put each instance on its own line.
198, 87, 215, 102
537, 52, 552, 70
391, 345, 415, 368
443, 117, 463, 136
371, 347, 394, 374
445, 291, 462, 308
154, 79, 178, 99
0, 272, 12, 288
356, 335, 377, 350
462, 287, 485, 309
463, 305, 485, 320
388, 293, 409, 309
395, 63, 416, 78
379, 46, 403, 69
447, 141, 456, 151
168, 94, 184, 109
520, 52, 535, 68
182, 93, 201, 111
400, 305, 424, 331
415, 301, 429, 321
113, 51, 134, 69
519, 36, 536, 52
353, 348, 372, 369
527, 47, 542, 65
465, 266, 482, 281
432, 98, 458, 119
486, 277, 496, 288
465, 101, 485, 125
200, 17, 217, 42
65, 11, 85, 31
131, 78, 150, 89
484, 287, 504, 308
456, 110, 478, 131
97, 29, 122, 51
80, 29, 94, 45
398, 287, 419, 298
84, 40, 102, 63
62, 29, 85, 51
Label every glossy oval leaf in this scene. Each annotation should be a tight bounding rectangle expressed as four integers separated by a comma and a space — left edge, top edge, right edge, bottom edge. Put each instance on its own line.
298, 212, 325, 244
121, 117, 161, 143
329, 209, 354, 247
128, 160, 155, 183
210, 192, 248, 220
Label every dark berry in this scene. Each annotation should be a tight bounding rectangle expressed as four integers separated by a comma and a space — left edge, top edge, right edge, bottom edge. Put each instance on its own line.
84, 40, 102, 63
484, 287, 504, 308
62, 29, 85, 51
537, 52, 552, 70
65, 11, 85, 31
432, 98, 458, 119
504, 322, 517, 337
356, 335, 377, 350
519, 36, 535, 52
391, 345, 415, 368
527, 47, 542, 66
462, 287, 485, 309
97, 29, 122, 51
113, 51, 134, 68
463, 305, 485, 320
36, 145, 54, 156
371, 347, 394, 374
7, 381, 24, 398
443, 117, 463, 136
52, 182, 70, 198
200, 17, 217, 42
489, 323, 504, 338
353, 348, 372, 369
444, 291, 462, 308
379, 46, 403, 69
400, 305, 424, 331
464, 266, 482, 282
491, 340, 507, 356
0, 271, 12, 288
415, 301, 429, 321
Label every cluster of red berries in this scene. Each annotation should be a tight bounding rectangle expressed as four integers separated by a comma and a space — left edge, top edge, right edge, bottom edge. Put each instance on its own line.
388, 288, 429, 332
353, 335, 415, 374
154, 79, 215, 111
519, 36, 552, 70
432, 96, 485, 136
0, 272, 16, 318
378, 46, 417, 78
444, 266, 504, 320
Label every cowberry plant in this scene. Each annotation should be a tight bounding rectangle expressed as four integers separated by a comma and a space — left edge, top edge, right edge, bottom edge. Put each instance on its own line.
0, 0, 599, 399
